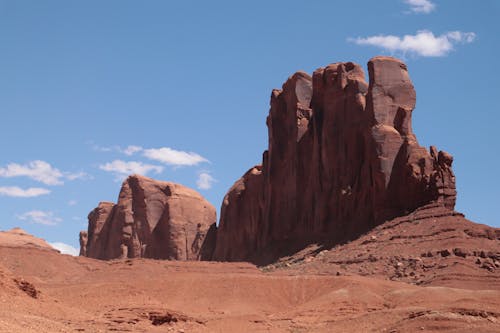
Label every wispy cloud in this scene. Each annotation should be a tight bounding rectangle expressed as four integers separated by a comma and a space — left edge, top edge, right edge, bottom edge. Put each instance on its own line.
64, 171, 91, 181
89, 143, 142, 156
68, 200, 77, 206
0, 160, 90, 185
17, 210, 62, 226
89, 142, 116, 152
0, 186, 51, 198
349, 30, 476, 57
48, 242, 79, 256
196, 171, 216, 190
123, 145, 143, 156
143, 147, 208, 166
404, 0, 435, 14
99, 160, 163, 180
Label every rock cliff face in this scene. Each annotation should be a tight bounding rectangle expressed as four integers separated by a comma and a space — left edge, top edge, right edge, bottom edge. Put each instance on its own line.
212, 56, 456, 263
80, 175, 216, 260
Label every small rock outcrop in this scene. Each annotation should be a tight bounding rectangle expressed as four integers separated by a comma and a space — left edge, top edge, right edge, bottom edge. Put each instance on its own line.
0, 228, 57, 252
80, 174, 216, 260
211, 56, 456, 263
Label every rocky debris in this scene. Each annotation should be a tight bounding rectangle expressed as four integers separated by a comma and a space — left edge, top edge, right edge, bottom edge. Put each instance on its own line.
149, 312, 184, 326
148, 310, 203, 326
101, 307, 204, 327
263, 204, 500, 290
80, 174, 216, 260
0, 264, 40, 300
14, 278, 39, 298
211, 57, 456, 263
453, 248, 468, 258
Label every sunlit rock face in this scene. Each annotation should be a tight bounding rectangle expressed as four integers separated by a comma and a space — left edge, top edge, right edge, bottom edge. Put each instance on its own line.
212, 56, 456, 264
80, 174, 216, 261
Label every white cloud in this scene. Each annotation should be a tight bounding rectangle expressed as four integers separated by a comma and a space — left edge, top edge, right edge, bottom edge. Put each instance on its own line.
143, 147, 208, 166
65, 171, 91, 181
99, 160, 164, 180
68, 200, 77, 206
404, 0, 435, 14
89, 142, 143, 156
48, 242, 79, 256
0, 160, 64, 185
350, 30, 476, 57
122, 145, 143, 156
0, 186, 51, 198
17, 210, 62, 226
0, 160, 89, 185
446, 31, 476, 43
196, 172, 216, 190
90, 143, 207, 167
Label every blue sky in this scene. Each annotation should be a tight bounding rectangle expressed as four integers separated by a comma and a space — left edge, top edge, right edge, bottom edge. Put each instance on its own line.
1, 0, 498, 255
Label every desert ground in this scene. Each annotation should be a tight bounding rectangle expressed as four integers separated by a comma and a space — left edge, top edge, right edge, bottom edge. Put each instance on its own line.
0, 227, 499, 333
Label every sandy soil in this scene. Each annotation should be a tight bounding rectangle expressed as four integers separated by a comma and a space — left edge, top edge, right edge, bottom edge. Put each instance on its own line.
0, 247, 498, 332
1, 218, 499, 333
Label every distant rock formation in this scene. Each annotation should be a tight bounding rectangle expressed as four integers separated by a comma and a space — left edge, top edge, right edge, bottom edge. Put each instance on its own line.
80, 174, 216, 260
0, 228, 57, 252
211, 56, 456, 263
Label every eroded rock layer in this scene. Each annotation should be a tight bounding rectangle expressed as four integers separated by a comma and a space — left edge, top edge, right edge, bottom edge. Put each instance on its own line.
264, 203, 500, 290
80, 175, 216, 260
212, 56, 456, 263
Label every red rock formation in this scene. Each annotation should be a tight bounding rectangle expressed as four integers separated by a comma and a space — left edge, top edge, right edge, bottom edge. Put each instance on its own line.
80, 201, 115, 257
212, 56, 456, 263
213, 166, 265, 261
79, 231, 87, 256
80, 174, 216, 260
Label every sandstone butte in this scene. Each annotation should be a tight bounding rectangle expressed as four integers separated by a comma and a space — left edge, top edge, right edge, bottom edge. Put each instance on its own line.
210, 56, 457, 263
80, 56, 464, 264
79, 174, 216, 260
2, 56, 500, 333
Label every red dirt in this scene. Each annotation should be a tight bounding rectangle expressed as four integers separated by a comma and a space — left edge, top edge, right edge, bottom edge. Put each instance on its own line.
1, 223, 499, 333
